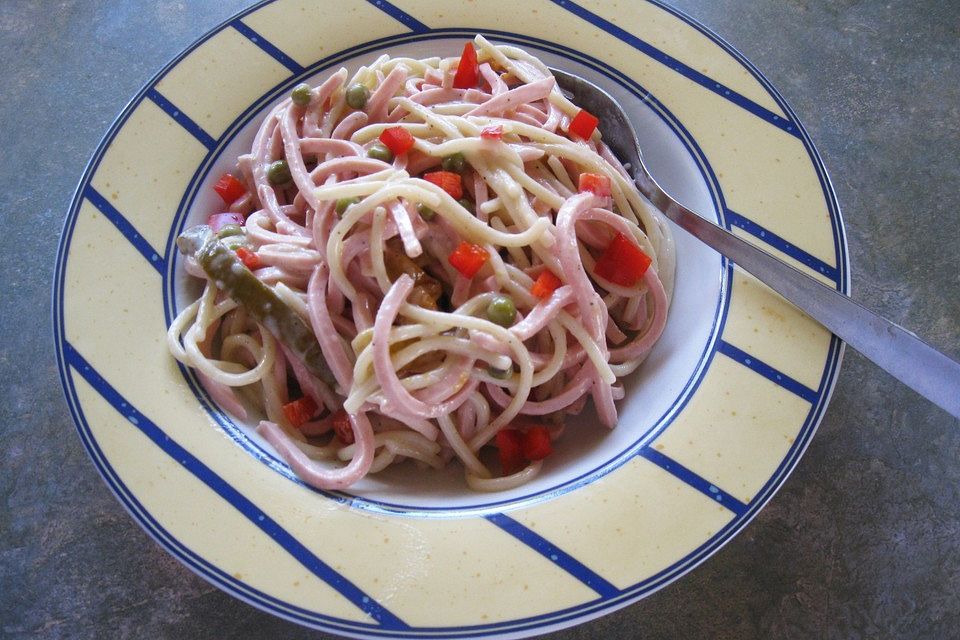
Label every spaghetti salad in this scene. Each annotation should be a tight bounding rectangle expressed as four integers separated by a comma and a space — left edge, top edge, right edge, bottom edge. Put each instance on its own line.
168, 36, 674, 492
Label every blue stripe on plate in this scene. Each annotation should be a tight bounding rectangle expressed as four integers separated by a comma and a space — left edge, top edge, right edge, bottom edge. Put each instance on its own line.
725, 210, 840, 284
145, 88, 217, 150
485, 513, 619, 598
231, 19, 306, 75
365, 0, 430, 33
717, 340, 819, 404
63, 341, 409, 630
83, 185, 164, 274
637, 448, 748, 515
549, 0, 801, 139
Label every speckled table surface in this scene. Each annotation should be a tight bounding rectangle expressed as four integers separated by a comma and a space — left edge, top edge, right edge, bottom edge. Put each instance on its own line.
2, 1, 958, 638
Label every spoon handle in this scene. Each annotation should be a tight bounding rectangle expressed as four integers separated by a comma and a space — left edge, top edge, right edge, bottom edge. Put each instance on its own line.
658, 195, 960, 418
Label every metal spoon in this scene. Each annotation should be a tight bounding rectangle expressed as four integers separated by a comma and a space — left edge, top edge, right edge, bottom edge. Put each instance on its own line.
550, 67, 960, 419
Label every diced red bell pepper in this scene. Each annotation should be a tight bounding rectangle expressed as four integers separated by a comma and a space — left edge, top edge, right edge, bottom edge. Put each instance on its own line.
520, 425, 553, 461
235, 246, 262, 270
480, 124, 503, 140
448, 240, 489, 278
423, 171, 463, 199
207, 212, 245, 233
578, 172, 611, 197
530, 270, 563, 299
212, 173, 246, 205
330, 409, 355, 445
569, 109, 599, 140
282, 395, 318, 428
593, 232, 652, 287
379, 126, 416, 155
496, 428, 525, 475
452, 42, 479, 89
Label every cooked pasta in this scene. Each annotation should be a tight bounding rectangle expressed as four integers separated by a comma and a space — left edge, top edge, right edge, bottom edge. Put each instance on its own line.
168, 35, 674, 492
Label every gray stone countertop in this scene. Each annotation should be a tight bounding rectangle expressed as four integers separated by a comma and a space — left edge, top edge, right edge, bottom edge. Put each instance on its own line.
2, 1, 958, 638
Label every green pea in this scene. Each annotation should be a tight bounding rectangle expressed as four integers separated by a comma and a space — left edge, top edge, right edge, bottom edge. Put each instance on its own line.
487, 365, 512, 379
441, 152, 466, 173
457, 198, 475, 214
367, 142, 394, 163
345, 83, 370, 109
486, 295, 516, 327
336, 197, 360, 215
216, 224, 244, 239
267, 159, 291, 185
417, 202, 435, 221
291, 83, 312, 106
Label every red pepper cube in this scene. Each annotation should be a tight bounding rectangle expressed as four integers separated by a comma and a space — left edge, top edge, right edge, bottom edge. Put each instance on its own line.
521, 425, 553, 461
235, 246, 262, 270
578, 172, 612, 197
423, 170, 463, 199
452, 41, 479, 89
212, 173, 246, 205
496, 428, 525, 475
569, 109, 599, 140
331, 409, 355, 445
530, 270, 563, 299
448, 241, 489, 278
593, 232, 653, 287
480, 124, 503, 140
282, 395, 318, 428
379, 126, 415, 155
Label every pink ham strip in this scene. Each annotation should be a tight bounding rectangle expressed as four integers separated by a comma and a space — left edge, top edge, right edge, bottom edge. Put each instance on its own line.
311, 203, 337, 261
628, 295, 648, 331
469, 330, 509, 357
307, 264, 355, 390
465, 77, 555, 117
409, 87, 492, 107
510, 285, 575, 341
332, 110, 368, 140
405, 153, 442, 176
412, 356, 479, 405
253, 268, 309, 290
543, 102, 562, 133
256, 246, 321, 273
372, 275, 473, 421
257, 412, 375, 490
245, 211, 312, 248
516, 103, 549, 125
471, 174, 490, 222
302, 69, 347, 137
606, 316, 628, 345
300, 137, 364, 157
608, 268, 668, 362
479, 63, 507, 95
366, 64, 408, 123
281, 344, 338, 413
251, 106, 309, 237
457, 401, 478, 441
556, 192, 619, 427
281, 105, 321, 213
485, 366, 593, 415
